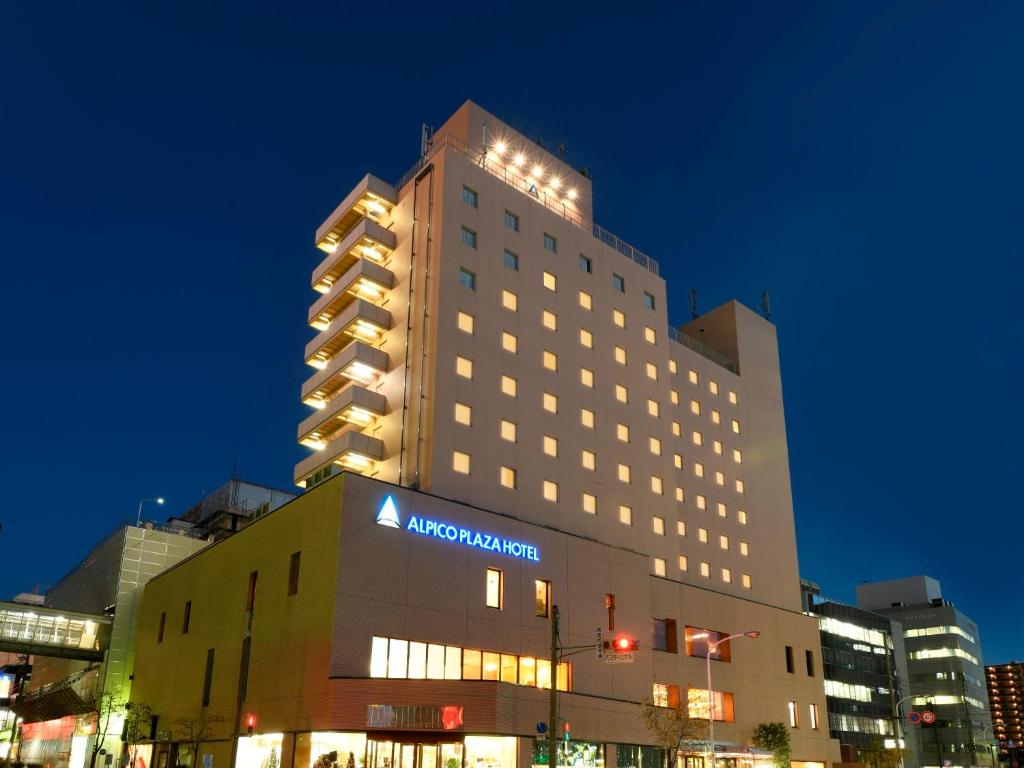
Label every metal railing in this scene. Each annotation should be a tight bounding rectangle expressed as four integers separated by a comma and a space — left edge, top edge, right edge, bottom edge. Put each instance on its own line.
395, 134, 660, 275
668, 326, 738, 373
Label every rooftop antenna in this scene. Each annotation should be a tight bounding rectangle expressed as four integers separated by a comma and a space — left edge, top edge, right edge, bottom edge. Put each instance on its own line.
761, 291, 771, 321
690, 288, 698, 320
420, 123, 433, 159
558, 142, 566, 159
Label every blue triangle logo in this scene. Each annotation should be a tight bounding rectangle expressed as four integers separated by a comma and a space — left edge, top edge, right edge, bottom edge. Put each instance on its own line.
376, 495, 400, 528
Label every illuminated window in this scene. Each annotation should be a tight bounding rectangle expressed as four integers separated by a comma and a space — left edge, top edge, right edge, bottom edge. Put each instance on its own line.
809, 704, 819, 730
543, 392, 557, 413
694, 462, 704, 478
693, 431, 703, 446
709, 380, 719, 396
614, 346, 626, 364
619, 505, 633, 525
739, 541, 749, 556
502, 332, 518, 354
679, 555, 688, 571
700, 562, 710, 578
650, 437, 661, 455
535, 580, 551, 618
580, 329, 593, 348
501, 375, 517, 397
653, 517, 665, 535
713, 440, 723, 455
456, 356, 473, 379
613, 309, 625, 327
689, 370, 699, 385
503, 249, 519, 271
543, 480, 559, 502
457, 311, 474, 334
676, 521, 687, 537
670, 389, 679, 405
651, 476, 664, 495
672, 421, 681, 436
543, 310, 557, 330
579, 290, 592, 310
500, 466, 517, 489
698, 528, 708, 543
616, 384, 628, 403
742, 574, 752, 589
543, 350, 558, 371
617, 423, 630, 442
788, 701, 799, 728
461, 228, 477, 249
543, 233, 557, 253
732, 419, 741, 434
462, 186, 478, 207
721, 568, 732, 583
543, 271, 557, 291
647, 400, 660, 417
581, 408, 595, 428
675, 486, 685, 502
735, 479, 745, 494
543, 435, 558, 457
691, 400, 701, 415
618, 464, 631, 483
579, 254, 592, 273
669, 359, 677, 373
696, 494, 706, 510
582, 493, 596, 514
453, 451, 471, 474
733, 449, 742, 464
502, 290, 518, 311
486, 568, 503, 609
581, 368, 594, 388
717, 502, 727, 518
729, 390, 738, 405
454, 402, 472, 425
719, 535, 729, 550
644, 326, 656, 344
504, 211, 519, 231
687, 688, 733, 722
646, 362, 658, 380
459, 267, 476, 289
715, 471, 725, 486
612, 273, 625, 292
711, 410, 721, 425
581, 450, 596, 471
738, 510, 747, 525
673, 454, 683, 469
653, 557, 666, 577
500, 419, 517, 442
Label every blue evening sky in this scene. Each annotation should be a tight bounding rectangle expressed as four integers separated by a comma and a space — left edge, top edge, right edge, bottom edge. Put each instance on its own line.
1, 2, 1021, 660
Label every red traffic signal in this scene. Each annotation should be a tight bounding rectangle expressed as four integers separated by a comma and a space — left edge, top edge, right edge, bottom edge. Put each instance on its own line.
245, 714, 256, 737
603, 635, 638, 652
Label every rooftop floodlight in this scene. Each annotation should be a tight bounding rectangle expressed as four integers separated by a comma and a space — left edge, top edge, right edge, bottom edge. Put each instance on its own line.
494, 141, 507, 155
567, 188, 578, 200
513, 153, 526, 167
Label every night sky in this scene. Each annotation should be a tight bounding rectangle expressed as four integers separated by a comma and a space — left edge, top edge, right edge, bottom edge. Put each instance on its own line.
1, 2, 1021, 661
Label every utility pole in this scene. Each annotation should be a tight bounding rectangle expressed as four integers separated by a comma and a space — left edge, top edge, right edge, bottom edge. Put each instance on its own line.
547, 605, 560, 768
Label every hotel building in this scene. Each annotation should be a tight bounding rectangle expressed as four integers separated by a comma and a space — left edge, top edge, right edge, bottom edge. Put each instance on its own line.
986, 661, 1023, 763
130, 102, 839, 768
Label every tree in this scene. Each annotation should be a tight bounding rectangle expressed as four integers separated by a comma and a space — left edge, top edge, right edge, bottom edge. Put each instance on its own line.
173, 714, 227, 768
641, 695, 709, 768
125, 703, 153, 768
88, 691, 121, 768
751, 723, 790, 768
860, 736, 903, 768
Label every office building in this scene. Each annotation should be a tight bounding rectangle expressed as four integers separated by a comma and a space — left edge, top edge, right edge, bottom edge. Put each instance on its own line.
986, 661, 1023, 763
857, 577, 995, 768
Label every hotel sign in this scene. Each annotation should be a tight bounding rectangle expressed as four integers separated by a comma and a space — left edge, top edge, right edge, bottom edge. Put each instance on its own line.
376, 495, 540, 562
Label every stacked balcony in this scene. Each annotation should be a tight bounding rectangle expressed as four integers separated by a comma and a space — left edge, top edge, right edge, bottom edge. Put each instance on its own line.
296, 174, 397, 488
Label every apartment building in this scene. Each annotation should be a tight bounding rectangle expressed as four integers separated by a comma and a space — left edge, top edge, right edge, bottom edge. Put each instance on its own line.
985, 661, 1023, 762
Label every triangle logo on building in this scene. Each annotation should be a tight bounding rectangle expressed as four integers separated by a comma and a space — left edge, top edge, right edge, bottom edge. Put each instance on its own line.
376, 495, 400, 528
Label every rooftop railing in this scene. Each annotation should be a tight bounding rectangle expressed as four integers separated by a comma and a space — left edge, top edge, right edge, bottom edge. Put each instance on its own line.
668, 326, 738, 373
395, 134, 660, 276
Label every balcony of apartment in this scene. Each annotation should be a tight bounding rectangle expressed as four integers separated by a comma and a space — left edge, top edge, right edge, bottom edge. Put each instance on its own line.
315, 174, 396, 255
302, 341, 388, 407
312, 217, 397, 294
297, 382, 387, 447
305, 299, 392, 367
293, 430, 385, 486
309, 259, 395, 330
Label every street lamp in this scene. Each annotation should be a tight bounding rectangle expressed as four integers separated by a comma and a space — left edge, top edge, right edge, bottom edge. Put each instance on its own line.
136, 497, 165, 526
691, 630, 760, 768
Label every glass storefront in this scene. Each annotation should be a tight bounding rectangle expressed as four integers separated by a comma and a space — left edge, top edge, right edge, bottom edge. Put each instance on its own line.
616, 745, 664, 768
535, 740, 604, 768
236, 733, 285, 768
465, 736, 516, 768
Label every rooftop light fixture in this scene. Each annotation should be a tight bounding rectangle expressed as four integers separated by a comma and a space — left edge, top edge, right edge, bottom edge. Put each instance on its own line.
513, 153, 526, 167
494, 141, 507, 155
550, 177, 561, 190
532, 164, 544, 178
567, 189, 578, 200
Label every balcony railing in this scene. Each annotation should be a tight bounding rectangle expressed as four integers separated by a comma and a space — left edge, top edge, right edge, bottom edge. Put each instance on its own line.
395, 133, 659, 275
668, 326, 738, 374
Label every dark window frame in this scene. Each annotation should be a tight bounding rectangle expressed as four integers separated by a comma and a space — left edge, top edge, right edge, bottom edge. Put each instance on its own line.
182, 601, 191, 634
288, 551, 301, 596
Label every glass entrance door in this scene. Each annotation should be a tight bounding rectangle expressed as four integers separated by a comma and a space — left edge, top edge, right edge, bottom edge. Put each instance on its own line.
367, 740, 462, 768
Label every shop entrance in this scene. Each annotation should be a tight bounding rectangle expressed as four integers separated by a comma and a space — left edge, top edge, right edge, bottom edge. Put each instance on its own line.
366, 739, 464, 768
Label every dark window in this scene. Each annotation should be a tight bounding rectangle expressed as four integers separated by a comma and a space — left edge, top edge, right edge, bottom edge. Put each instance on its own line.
157, 612, 166, 643
579, 255, 592, 274
612, 274, 625, 292
237, 636, 252, 704
182, 601, 191, 634
543, 233, 557, 253
201, 648, 215, 707
461, 226, 477, 249
805, 649, 815, 676
503, 249, 519, 271
606, 594, 615, 631
459, 268, 476, 291
685, 626, 732, 662
651, 618, 678, 653
246, 571, 258, 612
504, 211, 519, 231
643, 291, 656, 309
288, 552, 301, 596
785, 645, 795, 673
462, 186, 478, 208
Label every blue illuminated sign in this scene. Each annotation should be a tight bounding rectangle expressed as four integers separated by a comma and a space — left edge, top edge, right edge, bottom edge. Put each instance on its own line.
376, 495, 540, 562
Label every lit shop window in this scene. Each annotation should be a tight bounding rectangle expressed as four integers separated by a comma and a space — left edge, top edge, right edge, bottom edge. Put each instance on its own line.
688, 688, 734, 722
460, 267, 476, 290
614, 346, 626, 365
543, 480, 559, 503
581, 450, 596, 471
616, 385, 628, 403
543, 435, 558, 457
650, 437, 661, 455
543, 271, 557, 291
709, 380, 719, 396
502, 332, 518, 354
543, 350, 558, 371
579, 290, 592, 310
461, 228, 477, 250
457, 311, 474, 334
689, 370, 699, 385
500, 420, 517, 442
646, 362, 658, 380
617, 424, 630, 442
618, 464, 631, 483
501, 375, 517, 397
651, 476, 664, 495
543, 310, 557, 331
453, 451, 470, 475
582, 493, 596, 514
454, 402, 472, 426
370, 636, 571, 690
729, 390, 738, 405
486, 568, 503, 608
644, 326, 656, 344
502, 290, 518, 311
613, 309, 625, 328
543, 392, 558, 413
581, 368, 594, 388
456, 356, 473, 379
678, 555, 688, 571
653, 517, 665, 535
653, 683, 676, 708
619, 505, 633, 525
580, 329, 593, 348
500, 466, 517, 489
581, 408, 595, 428
653, 558, 666, 577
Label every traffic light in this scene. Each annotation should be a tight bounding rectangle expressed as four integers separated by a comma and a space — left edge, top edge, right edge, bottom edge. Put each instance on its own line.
245, 714, 256, 737
563, 722, 570, 742
603, 635, 638, 652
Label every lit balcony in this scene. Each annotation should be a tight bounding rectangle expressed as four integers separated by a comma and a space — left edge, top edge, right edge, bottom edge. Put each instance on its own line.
312, 217, 397, 294
309, 259, 394, 330
294, 430, 385, 486
298, 383, 386, 447
305, 299, 392, 367
315, 174, 396, 254
301, 341, 388, 406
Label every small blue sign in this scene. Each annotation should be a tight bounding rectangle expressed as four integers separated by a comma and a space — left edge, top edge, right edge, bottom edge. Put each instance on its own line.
537, 722, 548, 735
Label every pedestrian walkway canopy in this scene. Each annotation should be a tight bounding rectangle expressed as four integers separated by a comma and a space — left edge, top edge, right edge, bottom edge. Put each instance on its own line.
0, 601, 111, 661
